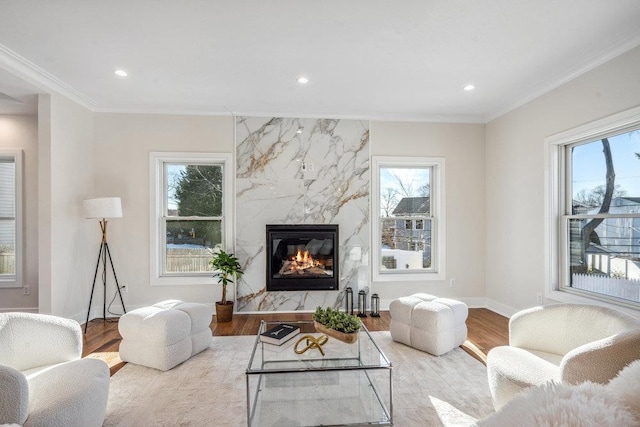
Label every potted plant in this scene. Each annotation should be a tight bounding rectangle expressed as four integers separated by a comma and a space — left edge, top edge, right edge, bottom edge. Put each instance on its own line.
312, 306, 362, 343
210, 248, 244, 323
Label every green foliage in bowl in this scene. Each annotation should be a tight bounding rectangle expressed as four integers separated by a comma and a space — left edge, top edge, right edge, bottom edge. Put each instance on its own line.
313, 306, 362, 334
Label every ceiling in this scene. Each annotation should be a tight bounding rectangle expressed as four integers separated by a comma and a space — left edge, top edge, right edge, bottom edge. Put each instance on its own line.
1, 0, 640, 121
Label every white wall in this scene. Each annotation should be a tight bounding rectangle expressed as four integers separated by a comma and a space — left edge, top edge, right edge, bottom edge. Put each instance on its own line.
0, 114, 38, 310
370, 122, 486, 307
39, 93, 95, 320
90, 116, 486, 312
93, 113, 234, 310
485, 45, 640, 316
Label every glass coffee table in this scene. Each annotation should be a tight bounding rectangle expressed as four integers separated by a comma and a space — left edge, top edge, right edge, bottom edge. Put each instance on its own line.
246, 320, 393, 426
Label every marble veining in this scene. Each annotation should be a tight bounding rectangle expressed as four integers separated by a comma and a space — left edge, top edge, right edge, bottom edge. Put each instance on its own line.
235, 117, 370, 312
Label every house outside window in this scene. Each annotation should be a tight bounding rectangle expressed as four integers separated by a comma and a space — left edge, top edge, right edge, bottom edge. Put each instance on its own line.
0, 149, 22, 288
547, 106, 640, 308
150, 152, 233, 285
372, 156, 445, 281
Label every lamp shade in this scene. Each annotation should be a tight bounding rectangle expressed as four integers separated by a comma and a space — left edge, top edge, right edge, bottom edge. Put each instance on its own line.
83, 197, 123, 219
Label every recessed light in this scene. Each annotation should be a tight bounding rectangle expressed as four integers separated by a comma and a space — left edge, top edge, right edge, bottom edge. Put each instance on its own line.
463, 84, 475, 91
297, 76, 309, 84
296, 128, 303, 134
114, 69, 128, 77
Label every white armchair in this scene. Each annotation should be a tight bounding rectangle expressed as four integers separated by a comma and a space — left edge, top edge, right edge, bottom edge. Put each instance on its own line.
486, 303, 640, 410
0, 312, 110, 427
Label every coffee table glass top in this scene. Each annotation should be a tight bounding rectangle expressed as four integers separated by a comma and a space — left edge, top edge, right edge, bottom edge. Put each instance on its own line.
246, 320, 393, 426
247, 320, 392, 372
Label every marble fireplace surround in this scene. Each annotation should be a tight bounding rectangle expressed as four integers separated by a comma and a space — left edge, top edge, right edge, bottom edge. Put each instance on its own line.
235, 117, 370, 312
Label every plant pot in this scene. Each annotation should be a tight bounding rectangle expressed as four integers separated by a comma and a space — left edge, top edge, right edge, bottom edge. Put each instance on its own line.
215, 301, 234, 323
314, 321, 358, 344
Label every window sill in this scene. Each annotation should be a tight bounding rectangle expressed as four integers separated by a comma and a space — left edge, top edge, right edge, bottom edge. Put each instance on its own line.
374, 270, 444, 282
150, 275, 215, 287
546, 288, 640, 317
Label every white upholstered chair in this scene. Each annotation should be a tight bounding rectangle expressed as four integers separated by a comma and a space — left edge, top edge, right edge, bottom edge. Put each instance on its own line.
0, 312, 110, 427
486, 303, 640, 410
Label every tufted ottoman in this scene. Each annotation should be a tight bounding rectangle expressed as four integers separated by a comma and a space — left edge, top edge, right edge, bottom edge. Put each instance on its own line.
389, 293, 468, 356
118, 300, 213, 371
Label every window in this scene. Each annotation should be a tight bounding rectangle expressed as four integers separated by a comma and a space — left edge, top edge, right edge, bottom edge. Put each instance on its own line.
548, 106, 640, 307
150, 152, 233, 285
372, 156, 445, 281
0, 149, 22, 288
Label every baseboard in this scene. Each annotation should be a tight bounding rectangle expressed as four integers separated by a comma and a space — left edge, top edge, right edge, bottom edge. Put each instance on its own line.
484, 298, 518, 318
0, 307, 38, 313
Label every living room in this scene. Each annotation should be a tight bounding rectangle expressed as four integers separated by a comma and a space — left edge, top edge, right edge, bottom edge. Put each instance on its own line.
2, 2, 640, 426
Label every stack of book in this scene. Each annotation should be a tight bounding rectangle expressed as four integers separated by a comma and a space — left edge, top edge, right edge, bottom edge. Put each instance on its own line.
259, 323, 300, 345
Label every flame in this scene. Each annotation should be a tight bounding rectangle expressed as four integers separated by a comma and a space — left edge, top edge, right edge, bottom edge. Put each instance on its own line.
290, 249, 319, 271
295, 249, 310, 263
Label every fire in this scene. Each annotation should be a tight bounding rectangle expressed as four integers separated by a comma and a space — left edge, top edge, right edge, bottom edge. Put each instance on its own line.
296, 249, 310, 263
278, 249, 330, 276
293, 249, 316, 270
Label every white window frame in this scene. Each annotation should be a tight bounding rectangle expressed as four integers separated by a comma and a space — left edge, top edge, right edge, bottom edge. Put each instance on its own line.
0, 149, 23, 288
546, 105, 640, 312
371, 156, 446, 282
150, 152, 233, 286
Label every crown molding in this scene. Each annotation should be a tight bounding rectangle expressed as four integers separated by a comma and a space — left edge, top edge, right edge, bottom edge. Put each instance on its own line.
486, 32, 640, 123
0, 43, 97, 110
95, 104, 486, 124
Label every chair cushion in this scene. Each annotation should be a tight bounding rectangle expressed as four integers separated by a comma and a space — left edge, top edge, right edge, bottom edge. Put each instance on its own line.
25, 358, 110, 427
487, 346, 561, 410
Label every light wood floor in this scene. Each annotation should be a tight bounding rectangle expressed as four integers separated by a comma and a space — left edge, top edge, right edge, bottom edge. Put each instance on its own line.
82, 308, 508, 376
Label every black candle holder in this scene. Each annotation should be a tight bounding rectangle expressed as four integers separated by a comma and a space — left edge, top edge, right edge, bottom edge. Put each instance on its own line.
369, 293, 380, 317
345, 287, 354, 315
357, 290, 367, 317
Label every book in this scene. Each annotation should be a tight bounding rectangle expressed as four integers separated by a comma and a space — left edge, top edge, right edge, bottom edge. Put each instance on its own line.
259, 323, 300, 345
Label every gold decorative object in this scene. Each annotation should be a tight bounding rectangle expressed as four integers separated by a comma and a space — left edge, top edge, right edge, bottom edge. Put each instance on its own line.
314, 321, 359, 344
294, 334, 329, 356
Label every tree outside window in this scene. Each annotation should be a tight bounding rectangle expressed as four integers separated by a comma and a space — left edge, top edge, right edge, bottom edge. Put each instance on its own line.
150, 152, 232, 285
164, 164, 223, 274
564, 128, 640, 304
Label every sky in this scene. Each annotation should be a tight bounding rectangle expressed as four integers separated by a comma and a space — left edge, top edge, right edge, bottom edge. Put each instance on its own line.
380, 167, 430, 197
572, 129, 640, 198
379, 167, 430, 216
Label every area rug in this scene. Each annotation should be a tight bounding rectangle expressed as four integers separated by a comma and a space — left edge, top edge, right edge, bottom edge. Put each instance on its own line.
104, 332, 494, 426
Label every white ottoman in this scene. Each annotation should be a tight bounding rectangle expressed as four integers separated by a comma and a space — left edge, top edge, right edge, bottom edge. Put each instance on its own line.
118, 300, 213, 371
389, 293, 468, 356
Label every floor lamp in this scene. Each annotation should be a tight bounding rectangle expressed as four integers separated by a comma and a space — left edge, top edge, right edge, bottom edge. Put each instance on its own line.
84, 197, 127, 333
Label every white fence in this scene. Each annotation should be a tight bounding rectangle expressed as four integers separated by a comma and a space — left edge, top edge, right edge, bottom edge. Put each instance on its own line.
0, 253, 14, 274
572, 273, 640, 302
587, 253, 640, 280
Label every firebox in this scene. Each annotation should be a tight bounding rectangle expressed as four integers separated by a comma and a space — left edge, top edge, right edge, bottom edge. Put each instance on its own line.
266, 224, 339, 291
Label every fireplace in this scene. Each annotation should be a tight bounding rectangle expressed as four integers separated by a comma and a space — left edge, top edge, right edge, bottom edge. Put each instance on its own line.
266, 224, 339, 291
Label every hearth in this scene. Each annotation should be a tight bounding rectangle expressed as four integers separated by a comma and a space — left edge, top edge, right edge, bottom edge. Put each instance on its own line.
266, 224, 339, 291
